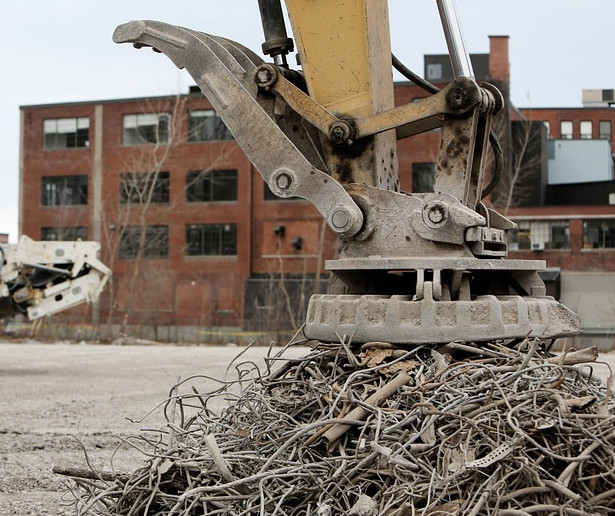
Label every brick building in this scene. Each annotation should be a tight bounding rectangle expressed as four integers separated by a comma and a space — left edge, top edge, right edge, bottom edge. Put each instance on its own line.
18, 36, 615, 343
506, 100, 615, 345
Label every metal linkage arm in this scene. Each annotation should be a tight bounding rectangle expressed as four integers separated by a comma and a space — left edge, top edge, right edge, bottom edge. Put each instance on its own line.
255, 63, 487, 145
113, 21, 364, 239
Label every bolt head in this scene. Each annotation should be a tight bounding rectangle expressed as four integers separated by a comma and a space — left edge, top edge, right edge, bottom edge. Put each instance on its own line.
254, 64, 278, 88
426, 203, 447, 225
329, 122, 352, 146
275, 172, 292, 190
331, 209, 350, 229
446, 86, 471, 110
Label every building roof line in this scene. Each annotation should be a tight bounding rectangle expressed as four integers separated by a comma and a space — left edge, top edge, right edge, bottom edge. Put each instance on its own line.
19, 93, 192, 110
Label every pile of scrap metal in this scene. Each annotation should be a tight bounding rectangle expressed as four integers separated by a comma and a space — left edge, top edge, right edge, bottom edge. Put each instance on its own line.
58, 338, 615, 515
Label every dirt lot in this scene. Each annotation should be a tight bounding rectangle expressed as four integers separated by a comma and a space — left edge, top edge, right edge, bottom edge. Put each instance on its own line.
0, 340, 304, 515
1, 340, 614, 515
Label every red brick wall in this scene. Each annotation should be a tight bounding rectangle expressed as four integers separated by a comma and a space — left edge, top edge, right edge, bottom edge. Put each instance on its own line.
522, 107, 615, 153
21, 96, 255, 327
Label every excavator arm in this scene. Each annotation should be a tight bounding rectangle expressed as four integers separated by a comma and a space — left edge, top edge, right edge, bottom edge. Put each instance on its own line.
113, 0, 579, 344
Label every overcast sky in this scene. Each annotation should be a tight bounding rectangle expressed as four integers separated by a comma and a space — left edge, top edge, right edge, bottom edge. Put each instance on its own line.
1, 0, 612, 241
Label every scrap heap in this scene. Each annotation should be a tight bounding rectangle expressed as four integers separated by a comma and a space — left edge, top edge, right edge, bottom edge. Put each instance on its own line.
61, 337, 615, 515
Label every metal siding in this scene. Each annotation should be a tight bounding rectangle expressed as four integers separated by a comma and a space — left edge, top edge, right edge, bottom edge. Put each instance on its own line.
548, 139, 614, 185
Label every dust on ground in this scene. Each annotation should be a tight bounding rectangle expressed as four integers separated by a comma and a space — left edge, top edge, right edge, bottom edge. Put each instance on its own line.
0, 341, 300, 515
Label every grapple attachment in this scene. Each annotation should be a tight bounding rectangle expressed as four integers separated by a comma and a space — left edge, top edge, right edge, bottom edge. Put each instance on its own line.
113, 3, 579, 345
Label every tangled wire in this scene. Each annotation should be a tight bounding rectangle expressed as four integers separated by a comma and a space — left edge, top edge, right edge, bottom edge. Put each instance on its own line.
60, 337, 615, 515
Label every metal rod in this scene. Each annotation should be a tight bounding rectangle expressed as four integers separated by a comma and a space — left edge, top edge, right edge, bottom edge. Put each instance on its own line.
257, 0, 294, 65
436, 0, 474, 78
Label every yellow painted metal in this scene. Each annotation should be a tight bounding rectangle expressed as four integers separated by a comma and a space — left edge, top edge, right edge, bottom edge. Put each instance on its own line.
283, 0, 399, 190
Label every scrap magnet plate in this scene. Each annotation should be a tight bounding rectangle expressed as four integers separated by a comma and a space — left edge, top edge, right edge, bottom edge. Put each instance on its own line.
304, 291, 580, 345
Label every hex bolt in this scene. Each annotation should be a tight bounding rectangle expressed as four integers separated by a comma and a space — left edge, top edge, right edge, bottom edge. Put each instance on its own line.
254, 63, 278, 89
329, 121, 352, 146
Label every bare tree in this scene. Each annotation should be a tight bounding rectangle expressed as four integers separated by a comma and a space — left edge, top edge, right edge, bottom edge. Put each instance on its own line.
247, 219, 329, 336
489, 115, 547, 214
96, 95, 239, 339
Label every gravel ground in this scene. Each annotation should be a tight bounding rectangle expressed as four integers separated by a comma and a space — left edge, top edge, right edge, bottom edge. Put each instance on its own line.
0, 341, 301, 515
0, 340, 613, 515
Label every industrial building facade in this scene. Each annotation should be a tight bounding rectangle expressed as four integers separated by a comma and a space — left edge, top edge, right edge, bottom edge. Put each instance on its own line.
18, 36, 615, 343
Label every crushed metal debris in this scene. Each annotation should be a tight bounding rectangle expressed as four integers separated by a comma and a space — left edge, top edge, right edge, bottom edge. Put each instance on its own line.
57, 337, 615, 515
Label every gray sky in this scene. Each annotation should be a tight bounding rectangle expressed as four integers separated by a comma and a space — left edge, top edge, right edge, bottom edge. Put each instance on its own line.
1, 0, 612, 241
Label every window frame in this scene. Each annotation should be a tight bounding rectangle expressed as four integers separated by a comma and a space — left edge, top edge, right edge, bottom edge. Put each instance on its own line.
188, 109, 233, 142
41, 226, 88, 241
579, 120, 593, 140
119, 225, 169, 259
412, 162, 436, 193
185, 223, 237, 257
509, 220, 570, 251
43, 117, 90, 150
41, 175, 88, 206
122, 113, 170, 146
599, 120, 612, 140
583, 219, 615, 250
560, 120, 573, 139
186, 169, 238, 203
120, 171, 170, 205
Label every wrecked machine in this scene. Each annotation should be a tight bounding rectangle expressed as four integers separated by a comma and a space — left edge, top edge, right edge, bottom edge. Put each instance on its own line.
1, 236, 110, 322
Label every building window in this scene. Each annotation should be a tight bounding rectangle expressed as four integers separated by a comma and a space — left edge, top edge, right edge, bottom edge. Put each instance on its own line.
188, 110, 233, 142
560, 120, 573, 139
186, 223, 237, 256
120, 172, 170, 204
41, 226, 87, 241
186, 169, 237, 202
426, 63, 442, 81
43, 117, 89, 149
42, 175, 88, 206
543, 121, 551, 138
580, 120, 592, 139
412, 163, 436, 193
122, 113, 170, 145
599, 120, 612, 140
509, 220, 570, 251
119, 225, 169, 259
583, 219, 615, 249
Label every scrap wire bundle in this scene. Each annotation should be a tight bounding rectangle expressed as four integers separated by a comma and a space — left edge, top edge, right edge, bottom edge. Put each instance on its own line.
64, 338, 615, 515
